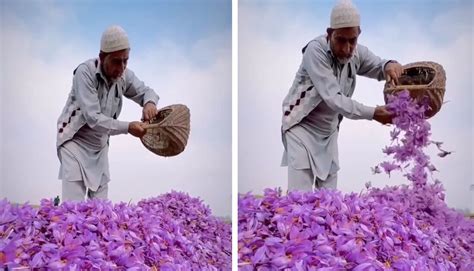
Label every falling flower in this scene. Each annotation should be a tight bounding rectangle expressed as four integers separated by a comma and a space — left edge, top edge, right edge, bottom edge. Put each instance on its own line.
438, 150, 452, 158
370, 166, 381, 175
430, 140, 443, 149
379, 161, 400, 176
427, 164, 438, 172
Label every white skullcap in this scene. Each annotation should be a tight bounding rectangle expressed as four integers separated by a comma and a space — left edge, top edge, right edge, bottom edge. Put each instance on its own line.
330, 0, 360, 29
100, 25, 130, 53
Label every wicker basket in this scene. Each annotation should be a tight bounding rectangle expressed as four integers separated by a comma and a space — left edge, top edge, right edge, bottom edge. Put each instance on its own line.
141, 104, 190, 157
383, 61, 446, 118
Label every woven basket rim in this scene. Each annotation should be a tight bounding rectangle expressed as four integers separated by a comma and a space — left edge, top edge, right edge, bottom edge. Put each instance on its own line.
384, 61, 445, 93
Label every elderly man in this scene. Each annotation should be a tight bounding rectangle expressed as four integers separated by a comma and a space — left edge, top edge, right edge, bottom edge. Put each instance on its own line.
281, 0, 403, 191
56, 25, 159, 201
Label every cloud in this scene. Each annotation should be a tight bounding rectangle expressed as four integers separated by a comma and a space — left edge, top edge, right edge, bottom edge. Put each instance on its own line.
238, 2, 473, 212
0, 4, 231, 217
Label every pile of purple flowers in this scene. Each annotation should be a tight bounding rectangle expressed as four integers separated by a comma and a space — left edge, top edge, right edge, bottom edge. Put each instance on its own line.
1, 191, 231, 270
238, 90, 474, 270
239, 186, 473, 270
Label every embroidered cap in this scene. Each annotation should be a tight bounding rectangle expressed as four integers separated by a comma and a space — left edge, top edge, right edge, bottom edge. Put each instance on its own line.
330, 0, 360, 29
100, 25, 130, 53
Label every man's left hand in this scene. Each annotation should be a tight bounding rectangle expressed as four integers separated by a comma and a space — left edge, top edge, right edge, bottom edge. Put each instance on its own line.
142, 102, 158, 122
385, 61, 403, 85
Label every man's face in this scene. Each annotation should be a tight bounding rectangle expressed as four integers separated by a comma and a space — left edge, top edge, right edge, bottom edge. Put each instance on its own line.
100, 49, 129, 81
328, 27, 360, 64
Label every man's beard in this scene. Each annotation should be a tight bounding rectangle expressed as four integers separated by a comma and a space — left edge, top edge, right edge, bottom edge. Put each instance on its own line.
337, 56, 352, 65
110, 72, 123, 81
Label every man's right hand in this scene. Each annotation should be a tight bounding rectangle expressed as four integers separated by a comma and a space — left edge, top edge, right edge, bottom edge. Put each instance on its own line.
128, 121, 147, 138
373, 106, 393, 125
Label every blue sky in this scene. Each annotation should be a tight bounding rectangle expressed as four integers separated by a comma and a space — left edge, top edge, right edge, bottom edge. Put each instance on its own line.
243, 0, 471, 21
240, 0, 472, 47
1, 0, 232, 217
239, 0, 473, 212
2, 0, 231, 65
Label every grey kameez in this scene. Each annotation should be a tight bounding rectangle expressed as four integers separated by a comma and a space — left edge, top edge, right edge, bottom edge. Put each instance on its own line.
57, 58, 159, 194
281, 35, 391, 188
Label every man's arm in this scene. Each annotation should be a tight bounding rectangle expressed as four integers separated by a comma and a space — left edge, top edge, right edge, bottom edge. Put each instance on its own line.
356, 44, 390, 81
357, 45, 402, 84
124, 69, 159, 107
303, 41, 375, 120
124, 69, 160, 121
355, 45, 401, 124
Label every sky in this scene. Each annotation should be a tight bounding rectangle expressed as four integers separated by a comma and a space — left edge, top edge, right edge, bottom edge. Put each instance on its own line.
0, 0, 232, 218
238, 0, 474, 213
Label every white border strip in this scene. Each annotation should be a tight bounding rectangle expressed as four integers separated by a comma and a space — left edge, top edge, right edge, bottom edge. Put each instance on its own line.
231, 0, 238, 269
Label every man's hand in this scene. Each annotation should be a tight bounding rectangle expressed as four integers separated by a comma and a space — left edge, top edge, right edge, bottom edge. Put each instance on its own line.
128, 121, 147, 138
142, 102, 158, 122
373, 105, 393, 125
384, 61, 403, 85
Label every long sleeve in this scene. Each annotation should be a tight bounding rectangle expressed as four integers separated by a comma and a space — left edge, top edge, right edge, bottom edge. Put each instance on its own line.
73, 64, 129, 135
356, 44, 390, 81
302, 41, 375, 120
124, 69, 160, 107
